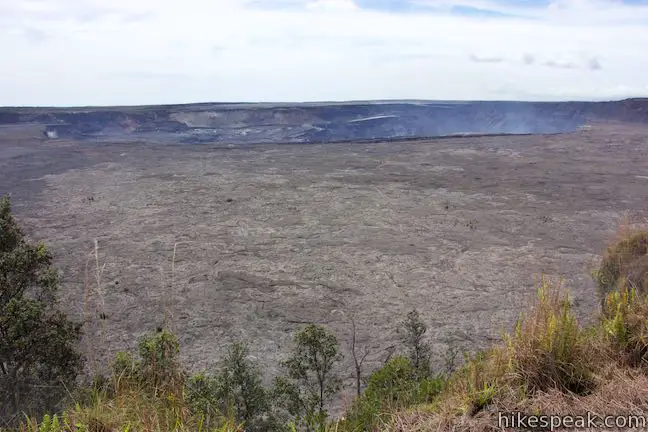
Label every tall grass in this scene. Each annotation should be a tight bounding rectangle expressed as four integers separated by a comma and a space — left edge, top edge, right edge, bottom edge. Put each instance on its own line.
503, 278, 594, 396
601, 283, 648, 368
83, 239, 108, 378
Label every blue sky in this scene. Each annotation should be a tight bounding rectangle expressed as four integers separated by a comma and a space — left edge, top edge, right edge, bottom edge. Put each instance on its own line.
1, 0, 648, 106
354, 0, 534, 16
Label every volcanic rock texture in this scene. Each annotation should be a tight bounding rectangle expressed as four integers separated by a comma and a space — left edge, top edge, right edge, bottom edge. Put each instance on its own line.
1, 100, 647, 396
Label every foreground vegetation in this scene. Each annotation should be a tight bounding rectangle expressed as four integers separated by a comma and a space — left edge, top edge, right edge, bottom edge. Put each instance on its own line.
2, 193, 648, 431
0, 196, 82, 426
389, 227, 648, 431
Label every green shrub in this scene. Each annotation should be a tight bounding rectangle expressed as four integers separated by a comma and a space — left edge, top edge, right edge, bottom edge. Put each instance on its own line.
136, 329, 185, 396
110, 328, 185, 398
340, 357, 445, 431
365, 357, 443, 406
186, 373, 222, 427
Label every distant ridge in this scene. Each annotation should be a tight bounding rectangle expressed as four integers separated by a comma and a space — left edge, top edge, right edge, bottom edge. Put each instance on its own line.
1, 99, 647, 145
3, 97, 646, 110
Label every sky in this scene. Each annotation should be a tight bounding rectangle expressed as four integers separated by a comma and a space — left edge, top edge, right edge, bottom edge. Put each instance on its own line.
1, 0, 648, 106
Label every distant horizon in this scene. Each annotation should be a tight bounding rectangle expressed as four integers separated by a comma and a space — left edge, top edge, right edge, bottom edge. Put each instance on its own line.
3, 96, 648, 110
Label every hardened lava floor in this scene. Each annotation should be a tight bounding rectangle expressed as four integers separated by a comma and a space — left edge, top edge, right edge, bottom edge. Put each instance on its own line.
1, 122, 648, 393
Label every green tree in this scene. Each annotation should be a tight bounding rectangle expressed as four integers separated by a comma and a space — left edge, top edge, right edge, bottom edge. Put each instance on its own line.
219, 342, 273, 430
0, 195, 83, 426
400, 309, 431, 376
274, 324, 342, 431
187, 342, 283, 431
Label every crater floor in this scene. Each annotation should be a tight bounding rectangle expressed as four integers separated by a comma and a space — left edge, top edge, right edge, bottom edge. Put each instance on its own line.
1, 122, 648, 399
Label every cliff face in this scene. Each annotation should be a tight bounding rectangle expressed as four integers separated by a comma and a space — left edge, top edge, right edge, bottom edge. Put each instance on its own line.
1, 99, 647, 144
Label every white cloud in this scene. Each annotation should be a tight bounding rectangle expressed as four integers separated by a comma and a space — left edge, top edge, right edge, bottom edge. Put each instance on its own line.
306, 0, 360, 11
0, 0, 647, 105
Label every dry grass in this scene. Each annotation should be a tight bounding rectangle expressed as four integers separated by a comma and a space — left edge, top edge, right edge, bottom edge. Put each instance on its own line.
391, 367, 648, 432
525, 366, 648, 418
